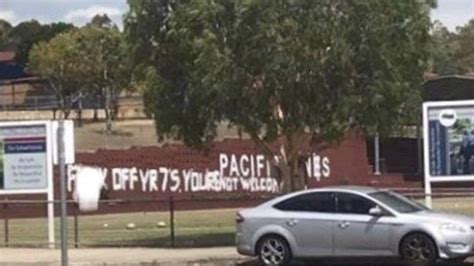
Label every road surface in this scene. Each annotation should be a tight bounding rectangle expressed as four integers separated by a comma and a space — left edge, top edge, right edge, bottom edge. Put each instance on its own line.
0, 247, 473, 265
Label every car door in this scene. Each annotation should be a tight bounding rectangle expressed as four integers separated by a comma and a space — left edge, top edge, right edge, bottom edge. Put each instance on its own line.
333, 192, 397, 256
273, 192, 336, 257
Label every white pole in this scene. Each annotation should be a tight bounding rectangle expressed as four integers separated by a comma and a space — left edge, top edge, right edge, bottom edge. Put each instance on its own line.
422, 103, 432, 209
374, 133, 381, 175
58, 119, 68, 265
47, 121, 55, 248
47, 188, 54, 248
424, 178, 432, 209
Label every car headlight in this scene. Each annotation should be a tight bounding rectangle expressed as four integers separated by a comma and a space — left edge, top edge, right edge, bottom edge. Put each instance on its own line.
439, 223, 469, 234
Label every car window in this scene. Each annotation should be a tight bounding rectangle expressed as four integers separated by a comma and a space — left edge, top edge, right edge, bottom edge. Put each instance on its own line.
335, 192, 376, 215
274, 192, 335, 213
369, 191, 428, 213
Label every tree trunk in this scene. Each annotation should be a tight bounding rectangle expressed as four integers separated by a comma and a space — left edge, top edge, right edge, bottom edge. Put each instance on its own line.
103, 64, 113, 134
278, 155, 305, 193
77, 91, 83, 127
278, 162, 293, 193
93, 108, 98, 121
64, 109, 70, 119
248, 129, 306, 193
277, 136, 305, 193
104, 87, 112, 134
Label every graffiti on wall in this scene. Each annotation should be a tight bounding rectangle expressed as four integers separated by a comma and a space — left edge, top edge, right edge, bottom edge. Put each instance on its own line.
67, 153, 331, 194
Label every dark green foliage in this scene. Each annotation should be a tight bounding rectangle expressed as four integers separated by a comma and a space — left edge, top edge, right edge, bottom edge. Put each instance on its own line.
125, 0, 433, 190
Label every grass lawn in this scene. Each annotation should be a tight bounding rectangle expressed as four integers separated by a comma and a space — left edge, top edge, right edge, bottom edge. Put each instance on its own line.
429, 196, 474, 215
2, 197, 474, 248
0, 208, 238, 248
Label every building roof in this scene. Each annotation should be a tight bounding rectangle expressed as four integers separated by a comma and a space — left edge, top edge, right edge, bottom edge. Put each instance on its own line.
0, 62, 28, 80
0, 51, 31, 81
423, 75, 474, 101
0, 51, 15, 63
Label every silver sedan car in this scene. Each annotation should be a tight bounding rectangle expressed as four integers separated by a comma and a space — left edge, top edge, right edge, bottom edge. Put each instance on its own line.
236, 186, 474, 266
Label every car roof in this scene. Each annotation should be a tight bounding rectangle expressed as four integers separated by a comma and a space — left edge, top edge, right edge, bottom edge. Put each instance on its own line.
311, 185, 380, 194
258, 186, 383, 208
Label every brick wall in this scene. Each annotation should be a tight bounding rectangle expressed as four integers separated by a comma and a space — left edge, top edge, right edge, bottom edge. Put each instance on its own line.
1, 132, 422, 218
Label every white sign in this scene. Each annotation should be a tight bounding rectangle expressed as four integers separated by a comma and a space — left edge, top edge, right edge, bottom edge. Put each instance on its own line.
438, 109, 457, 127
423, 100, 474, 207
0, 123, 49, 191
0, 120, 55, 248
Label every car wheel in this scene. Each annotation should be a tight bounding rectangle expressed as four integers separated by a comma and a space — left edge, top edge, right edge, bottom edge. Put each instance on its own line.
257, 235, 291, 266
400, 233, 438, 266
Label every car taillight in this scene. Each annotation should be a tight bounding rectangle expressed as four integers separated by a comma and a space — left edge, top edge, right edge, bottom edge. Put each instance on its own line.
236, 212, 245, 223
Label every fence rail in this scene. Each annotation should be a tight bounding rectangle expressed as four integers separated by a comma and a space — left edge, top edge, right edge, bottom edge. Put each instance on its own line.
0, 95, 143, 111
0, 196, 258, 248
1, 191, 474, 248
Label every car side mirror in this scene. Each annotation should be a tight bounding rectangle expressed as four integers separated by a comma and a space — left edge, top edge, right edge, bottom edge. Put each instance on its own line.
369, 206, 383, 216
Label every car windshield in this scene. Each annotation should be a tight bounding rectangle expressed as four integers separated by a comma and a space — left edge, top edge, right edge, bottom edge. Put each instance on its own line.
369, 191, 429, 213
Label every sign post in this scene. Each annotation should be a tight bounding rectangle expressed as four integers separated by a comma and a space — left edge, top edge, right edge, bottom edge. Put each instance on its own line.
58, 120, 67, 266
423, 100, 474, 208
52, 119, 74, 265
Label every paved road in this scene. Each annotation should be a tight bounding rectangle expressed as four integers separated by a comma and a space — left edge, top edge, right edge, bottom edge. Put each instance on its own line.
236, 258, 474, 266
0, 248, 473, 265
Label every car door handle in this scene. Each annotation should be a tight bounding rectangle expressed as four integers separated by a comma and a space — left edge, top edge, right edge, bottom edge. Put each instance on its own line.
338, 221, 350, 229
286, 219, 298, 227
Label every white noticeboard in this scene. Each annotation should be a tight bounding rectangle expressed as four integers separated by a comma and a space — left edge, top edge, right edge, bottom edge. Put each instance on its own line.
0, 121, 52, 194
423, 100, 474, 207
0, 120, 75, 248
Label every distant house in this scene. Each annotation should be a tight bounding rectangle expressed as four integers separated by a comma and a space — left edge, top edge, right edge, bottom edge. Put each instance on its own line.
0, 51, 52, 110
0, 51, 145, 119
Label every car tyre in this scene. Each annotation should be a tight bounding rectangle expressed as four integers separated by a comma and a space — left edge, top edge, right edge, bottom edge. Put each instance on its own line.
257, 235, 291, 266
400, 232, 438, 266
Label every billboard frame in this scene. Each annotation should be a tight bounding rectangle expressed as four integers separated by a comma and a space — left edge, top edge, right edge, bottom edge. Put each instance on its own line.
0, 120, 55, 247
423, 100, 474, 207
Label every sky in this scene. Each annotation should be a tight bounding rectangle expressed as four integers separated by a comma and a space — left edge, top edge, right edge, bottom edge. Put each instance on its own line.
0, 0, 128, 28
0, 0, 472, 31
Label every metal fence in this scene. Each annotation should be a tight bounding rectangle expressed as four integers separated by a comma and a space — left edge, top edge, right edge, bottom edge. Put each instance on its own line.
0, 196, 264, 248
0, 94, 143, 111
2, 190, 474, 248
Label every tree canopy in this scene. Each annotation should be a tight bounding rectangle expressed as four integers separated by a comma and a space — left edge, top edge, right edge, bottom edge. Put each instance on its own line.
430, 19, 474, 75
28, 21, 130, 130
0, 19, 12, 50
28, 29, 82, 114
454, 19, 474, 74
125, 0, 434, 191
1, 20, 75, 66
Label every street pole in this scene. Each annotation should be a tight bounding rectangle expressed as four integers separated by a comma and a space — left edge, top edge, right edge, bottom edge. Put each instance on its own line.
58, 119, 68, 266
374, 132, 381, 175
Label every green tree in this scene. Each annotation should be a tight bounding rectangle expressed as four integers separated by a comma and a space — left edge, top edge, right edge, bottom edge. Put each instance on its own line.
8, 20, 74, 66
28, 29, 84, 118
0, 19, 12, 49
453, 19, 474, 74
429, 21, 462, 75
126, 0, 433, 192
429, 19, 474, 75
28, 24, 130, 130
76, 24, 130, 132
89, 14, 114, 29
